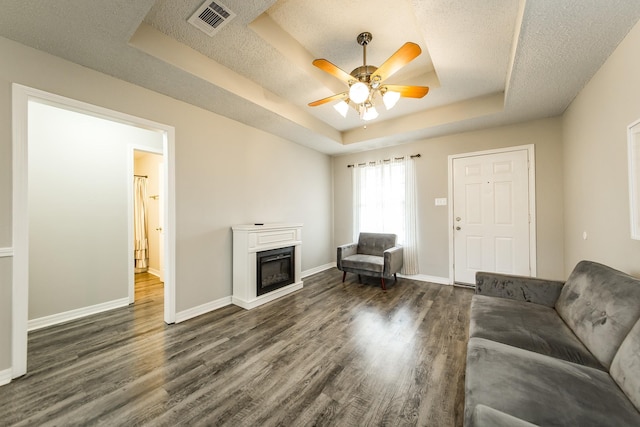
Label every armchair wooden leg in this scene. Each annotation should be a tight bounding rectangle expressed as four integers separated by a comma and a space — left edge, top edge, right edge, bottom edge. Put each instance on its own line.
394, 273, 397, 283
358, 274, 362, 283
342, 271, 347, 282
381, 278, 386, 290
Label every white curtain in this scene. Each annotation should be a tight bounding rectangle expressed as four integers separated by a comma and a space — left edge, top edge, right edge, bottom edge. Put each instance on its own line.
352, 157, 419, 275
134, 176, 149, 273
403, 157, 419, 275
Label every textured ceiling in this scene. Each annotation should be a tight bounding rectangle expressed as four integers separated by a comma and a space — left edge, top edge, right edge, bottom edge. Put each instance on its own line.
1, 0, 639, 155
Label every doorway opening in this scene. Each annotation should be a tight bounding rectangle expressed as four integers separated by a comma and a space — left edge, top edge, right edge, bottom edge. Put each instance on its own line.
132, 149, 165, 303
11, 84, 176, 380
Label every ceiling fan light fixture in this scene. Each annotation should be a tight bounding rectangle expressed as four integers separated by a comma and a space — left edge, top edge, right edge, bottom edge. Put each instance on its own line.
333, 100, 349, 118
383, 90, 401, 110
349, 82, 370, 104
309, 32, 428, 122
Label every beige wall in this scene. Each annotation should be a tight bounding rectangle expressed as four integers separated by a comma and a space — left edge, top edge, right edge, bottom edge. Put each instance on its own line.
333, 116, 565, 281
0, 36, 333, 373
28, 101, 164, 320
134, 152, 163, 275
563, 19, 640, 276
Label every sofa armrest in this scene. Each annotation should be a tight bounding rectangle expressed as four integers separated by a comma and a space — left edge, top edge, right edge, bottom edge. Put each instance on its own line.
337, 243, 357, 270
383, 246, 404, 276
475, 272, 565, 307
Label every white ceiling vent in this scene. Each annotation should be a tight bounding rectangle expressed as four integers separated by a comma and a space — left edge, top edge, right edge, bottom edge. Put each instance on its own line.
188, 1, 236, 37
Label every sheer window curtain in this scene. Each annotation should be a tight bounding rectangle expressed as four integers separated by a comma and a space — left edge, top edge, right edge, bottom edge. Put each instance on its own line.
352, 157, 419, 275
134, 176, 149, 273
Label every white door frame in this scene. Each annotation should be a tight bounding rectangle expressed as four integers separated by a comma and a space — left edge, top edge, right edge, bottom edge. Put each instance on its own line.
447, 144, 537, 284
11, 83, 177, 379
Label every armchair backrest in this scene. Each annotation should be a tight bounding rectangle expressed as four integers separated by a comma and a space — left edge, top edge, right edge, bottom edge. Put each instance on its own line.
357, 232, 397, 257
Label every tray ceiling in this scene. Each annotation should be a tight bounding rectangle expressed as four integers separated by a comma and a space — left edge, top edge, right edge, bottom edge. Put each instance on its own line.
1, 0, 639, 154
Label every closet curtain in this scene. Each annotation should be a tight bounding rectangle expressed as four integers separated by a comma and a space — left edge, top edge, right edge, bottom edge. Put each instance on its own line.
134, 176, 149, 273
352, 156, 419, 275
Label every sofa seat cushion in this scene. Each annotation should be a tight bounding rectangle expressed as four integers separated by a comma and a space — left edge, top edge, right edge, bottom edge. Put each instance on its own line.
465, 338, 640, 427
341, 254, 384, 273
555, 260, 640, 369
470, 295, 602, 369
471, 405, 537, 427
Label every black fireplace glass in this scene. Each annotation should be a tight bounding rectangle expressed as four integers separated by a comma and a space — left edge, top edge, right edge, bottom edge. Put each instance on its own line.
256, 246, 295, 296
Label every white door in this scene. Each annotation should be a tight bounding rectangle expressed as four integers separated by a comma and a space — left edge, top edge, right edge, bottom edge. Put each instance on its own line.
453, 149, 531, 284
158, 162, 165, 282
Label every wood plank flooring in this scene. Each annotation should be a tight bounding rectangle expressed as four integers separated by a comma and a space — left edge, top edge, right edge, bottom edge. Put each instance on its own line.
0, 269, 472, 426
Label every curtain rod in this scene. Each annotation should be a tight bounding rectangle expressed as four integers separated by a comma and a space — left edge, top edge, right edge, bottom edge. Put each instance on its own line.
346, 153, 421, 168
134, 174, 148, 178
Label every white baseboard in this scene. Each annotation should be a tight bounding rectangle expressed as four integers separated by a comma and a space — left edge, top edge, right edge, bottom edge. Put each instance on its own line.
0, 247, 13, 258
147, 268, 160, 278
0, 368, 11, 386
302, 263, 335, 278
175, 296, 232, 324
28, 297, 130, 331
232, 281, 303, 310
398, 273, 451, 285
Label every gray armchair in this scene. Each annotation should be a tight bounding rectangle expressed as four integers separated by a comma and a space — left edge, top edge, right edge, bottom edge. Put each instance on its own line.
337, 232, 404, 290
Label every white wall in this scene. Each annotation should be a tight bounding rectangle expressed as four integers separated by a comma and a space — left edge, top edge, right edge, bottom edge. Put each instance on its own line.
28, 101, 163, 320
563, 19, 640, 276
0, 36, 334, 374
333, 117, 565, 281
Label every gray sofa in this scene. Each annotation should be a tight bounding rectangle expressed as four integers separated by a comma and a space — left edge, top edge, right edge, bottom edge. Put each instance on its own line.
336, 232, 403, 290
465, 260, 640, 426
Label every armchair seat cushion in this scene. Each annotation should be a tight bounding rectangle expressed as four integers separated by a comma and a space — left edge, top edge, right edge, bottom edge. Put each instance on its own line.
341, 254, 384, 273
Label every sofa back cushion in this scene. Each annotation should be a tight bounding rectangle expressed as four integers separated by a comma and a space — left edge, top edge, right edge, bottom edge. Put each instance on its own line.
610, 318, 640, 412
555, 260, 640, 369
357, 233, 397, 257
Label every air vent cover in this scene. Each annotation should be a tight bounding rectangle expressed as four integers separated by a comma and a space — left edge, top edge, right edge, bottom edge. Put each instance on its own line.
187, 1, 236, 37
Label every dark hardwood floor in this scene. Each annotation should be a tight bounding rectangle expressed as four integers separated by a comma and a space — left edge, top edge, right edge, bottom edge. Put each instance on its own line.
1, 269, 472, 426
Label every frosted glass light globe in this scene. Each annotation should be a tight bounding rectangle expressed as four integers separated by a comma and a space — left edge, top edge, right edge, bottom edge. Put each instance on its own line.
362, 106, 379, 121
349, 82, 370, 104
333, 100, 349, 117
383, 90, 401, 110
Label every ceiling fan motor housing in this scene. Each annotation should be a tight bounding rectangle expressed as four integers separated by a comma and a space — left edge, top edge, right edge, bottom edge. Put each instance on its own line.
350, 65, 377, 83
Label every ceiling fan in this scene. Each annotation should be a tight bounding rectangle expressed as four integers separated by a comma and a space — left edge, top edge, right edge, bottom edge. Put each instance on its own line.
309, 32, 429, 121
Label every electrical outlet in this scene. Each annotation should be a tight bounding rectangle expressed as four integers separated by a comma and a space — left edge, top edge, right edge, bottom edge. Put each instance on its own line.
435, 198, 447, 206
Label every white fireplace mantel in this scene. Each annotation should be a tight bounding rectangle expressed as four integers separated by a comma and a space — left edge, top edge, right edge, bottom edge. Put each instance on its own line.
232, 223, 303, 309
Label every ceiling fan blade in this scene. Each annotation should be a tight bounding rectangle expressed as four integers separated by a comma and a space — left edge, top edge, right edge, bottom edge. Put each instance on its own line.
308, 92, 348, 107
383, 85, 429, 98
373, 42, 422, 83
312, 59, 354, 84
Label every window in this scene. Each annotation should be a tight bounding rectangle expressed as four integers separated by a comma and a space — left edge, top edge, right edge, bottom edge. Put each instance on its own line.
352, 157, 419, 275
353, 160, 407, 243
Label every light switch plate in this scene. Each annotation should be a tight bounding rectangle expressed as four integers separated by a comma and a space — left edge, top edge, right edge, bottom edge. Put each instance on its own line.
435, 198, 447, 206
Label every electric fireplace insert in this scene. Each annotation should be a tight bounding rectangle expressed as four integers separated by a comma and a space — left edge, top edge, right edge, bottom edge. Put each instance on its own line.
256, 246, 295, 296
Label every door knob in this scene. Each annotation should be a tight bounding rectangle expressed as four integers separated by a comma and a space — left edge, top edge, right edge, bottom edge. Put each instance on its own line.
456, 217, 461, 222
456, 226, 461, 231
156, 227, 163, 231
